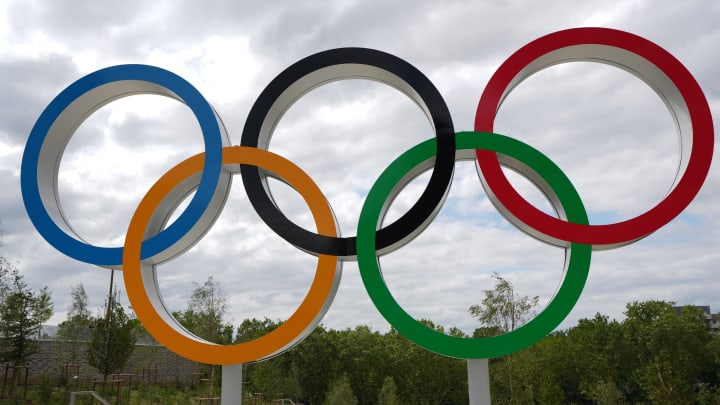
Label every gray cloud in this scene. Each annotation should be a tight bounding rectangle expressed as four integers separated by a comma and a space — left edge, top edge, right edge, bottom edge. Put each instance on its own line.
0, 0, 718, 344
0, 57, 79, 144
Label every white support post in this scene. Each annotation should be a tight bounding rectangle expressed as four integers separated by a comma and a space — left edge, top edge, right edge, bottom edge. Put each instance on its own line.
222, 364, 244, 404
467, 358, 491, 405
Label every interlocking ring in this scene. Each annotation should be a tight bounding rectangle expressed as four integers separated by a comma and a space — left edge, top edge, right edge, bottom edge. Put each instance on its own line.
20, 28, 713, 363
240, 47, 455, 258
20, 64, 232, 267
357, 131, 591, 358
475, 27, 714, 249
123, 147, 341, 364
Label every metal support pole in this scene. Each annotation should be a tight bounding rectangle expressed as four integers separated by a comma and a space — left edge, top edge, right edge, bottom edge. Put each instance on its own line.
468, 358, 491, 405
221, 364, 243, 404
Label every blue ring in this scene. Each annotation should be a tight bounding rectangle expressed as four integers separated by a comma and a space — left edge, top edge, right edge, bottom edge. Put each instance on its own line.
20, 64, 224, 266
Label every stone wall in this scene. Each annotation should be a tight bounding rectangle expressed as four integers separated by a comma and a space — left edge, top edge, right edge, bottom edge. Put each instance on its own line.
1, 339, 199, 385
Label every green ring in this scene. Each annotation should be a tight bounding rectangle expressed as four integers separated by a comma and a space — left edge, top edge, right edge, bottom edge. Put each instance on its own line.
356, 131, 591, 358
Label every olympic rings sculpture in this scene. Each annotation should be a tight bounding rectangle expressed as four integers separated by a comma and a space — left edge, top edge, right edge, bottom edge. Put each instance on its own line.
20, 28, 713, 364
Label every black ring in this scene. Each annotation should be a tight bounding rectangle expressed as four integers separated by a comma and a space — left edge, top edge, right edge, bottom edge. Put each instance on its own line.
240, 48, 455, 258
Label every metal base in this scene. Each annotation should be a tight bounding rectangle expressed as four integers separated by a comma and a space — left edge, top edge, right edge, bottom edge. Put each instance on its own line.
468, 359, 491, 405
222, 364, 243, 404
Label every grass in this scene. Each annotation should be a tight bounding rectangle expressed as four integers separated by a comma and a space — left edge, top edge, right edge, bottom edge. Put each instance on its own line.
0, 378, 221, 404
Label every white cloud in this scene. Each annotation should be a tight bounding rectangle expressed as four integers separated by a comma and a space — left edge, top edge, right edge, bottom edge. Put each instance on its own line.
147, 36, 260, 105
0, 0, 718, 356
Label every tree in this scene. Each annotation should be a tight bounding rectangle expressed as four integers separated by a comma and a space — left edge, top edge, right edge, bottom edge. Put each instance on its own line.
333, 325, 386, 404
623, 301, 712, 403
235, 317, 281, 343
174, 276, 232, 396
0, 284, 53, 357
325, 374, 358, 405
386, 321, 467, 405
564, 313, 629, 403
57, 283, 92, 363
87, 290, 137, 380
176, 276, 231, 344
0, 266, 53, 398
234, 318, 304, 400
0, 256, 16, 303
0, 276, 53, 366
468, 272, 538, 403
377, 376, 400, 405
583, 379, 627, 405
468, 272, 539, 334
518, 333, 568, 404
284, 325, 337, 404
0, 224, 17, 307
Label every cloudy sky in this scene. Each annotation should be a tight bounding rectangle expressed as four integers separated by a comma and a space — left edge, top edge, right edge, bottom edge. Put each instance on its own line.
1, 0, 719, 347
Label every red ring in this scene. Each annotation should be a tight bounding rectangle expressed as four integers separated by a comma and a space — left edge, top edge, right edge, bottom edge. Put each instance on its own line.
475, 27, 713, 247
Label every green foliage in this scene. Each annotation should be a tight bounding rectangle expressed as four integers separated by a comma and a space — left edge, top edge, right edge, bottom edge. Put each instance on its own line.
56, 283, 92, 364
386, 321, 468, 405
282, 324, 336, 404
3, 294, 712, 405
566, 313, 629, 400
0, 256, 53, 399
325, 374, 358, 405
378, 376, 400, 405
174, 276, 232, 344
698, 384, 720, 404
0, 269, 53, 365
237, 320, 468, 405
623, 301, 712, 403
486, 300, 719, 404
86, 291, 137, 379
173, 276, 233, 396
235, 317, 281, 343
0, 254, 17, 301
57, 283, 91, 337
469, 272, 539, 404
583, 379, 627, 405
36, 374, 54, 404
468, 272, 539, 334
334, 325, 386, 404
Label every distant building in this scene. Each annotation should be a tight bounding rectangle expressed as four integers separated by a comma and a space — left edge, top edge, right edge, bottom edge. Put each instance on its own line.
673, 305, 719, 333
38, 324, 58, 339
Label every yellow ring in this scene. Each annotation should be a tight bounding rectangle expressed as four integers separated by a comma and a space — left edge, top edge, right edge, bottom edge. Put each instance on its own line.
123, 146, 339, 364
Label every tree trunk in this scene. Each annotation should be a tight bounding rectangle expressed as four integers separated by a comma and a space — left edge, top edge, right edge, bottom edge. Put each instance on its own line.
10, 364, 20, 399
